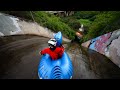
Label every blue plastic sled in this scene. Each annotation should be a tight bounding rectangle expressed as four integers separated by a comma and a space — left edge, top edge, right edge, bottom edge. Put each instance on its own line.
38, 31, 73, 79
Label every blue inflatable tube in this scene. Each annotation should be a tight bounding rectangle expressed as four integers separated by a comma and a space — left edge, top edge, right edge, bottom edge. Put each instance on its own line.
38, 52, 73, 79
54, 31, 62, 47
38, 31, 73, 79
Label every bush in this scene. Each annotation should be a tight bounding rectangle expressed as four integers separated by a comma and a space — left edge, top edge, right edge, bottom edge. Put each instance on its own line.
74, 11, 100, 19
82, 11, 120, 42
79, 19, 92, 27
61, 16, 81, 31
1, 11, 76, 40
33, 11, 76, 39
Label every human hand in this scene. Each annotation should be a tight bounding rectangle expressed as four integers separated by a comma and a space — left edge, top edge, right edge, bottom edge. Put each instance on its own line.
39, 51, 42, 55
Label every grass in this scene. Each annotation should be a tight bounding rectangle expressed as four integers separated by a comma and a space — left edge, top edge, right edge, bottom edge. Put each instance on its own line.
79, 19, 92, 27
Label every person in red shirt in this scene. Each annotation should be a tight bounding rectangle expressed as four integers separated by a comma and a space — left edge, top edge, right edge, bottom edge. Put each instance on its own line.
40, 39, 64, 60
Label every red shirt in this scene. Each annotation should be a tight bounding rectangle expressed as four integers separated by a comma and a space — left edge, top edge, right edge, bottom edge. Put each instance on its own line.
40, 46, 64, 60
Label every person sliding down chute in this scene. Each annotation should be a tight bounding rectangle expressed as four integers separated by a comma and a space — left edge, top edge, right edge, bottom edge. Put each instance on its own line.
40, 38, 64, 60
38, 31, 73, 79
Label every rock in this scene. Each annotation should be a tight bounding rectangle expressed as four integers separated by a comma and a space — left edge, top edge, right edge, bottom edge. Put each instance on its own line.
81, 40, 91, 48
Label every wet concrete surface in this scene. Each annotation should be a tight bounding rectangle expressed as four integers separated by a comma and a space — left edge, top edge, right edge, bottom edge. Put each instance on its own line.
67, 42, 120, 79
84, 48, 120, 79
1, 35, 120, 79
0, 35, 49, 79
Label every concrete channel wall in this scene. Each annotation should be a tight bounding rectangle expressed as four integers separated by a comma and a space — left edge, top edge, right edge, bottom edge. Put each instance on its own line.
81, 29, 120, 67
0, 13, 71, 43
